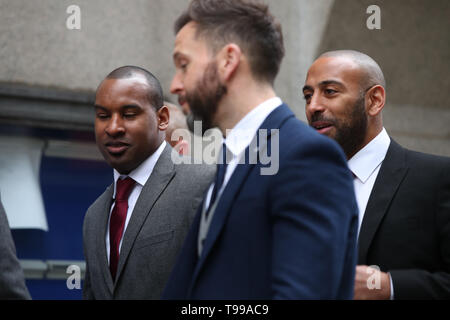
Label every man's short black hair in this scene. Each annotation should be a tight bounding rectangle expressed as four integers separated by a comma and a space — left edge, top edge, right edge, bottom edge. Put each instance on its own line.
105, 66, 164, 110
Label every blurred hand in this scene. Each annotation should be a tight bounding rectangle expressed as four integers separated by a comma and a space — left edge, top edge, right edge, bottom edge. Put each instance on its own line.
354, 265, 391, 300
174, 138, 190, 156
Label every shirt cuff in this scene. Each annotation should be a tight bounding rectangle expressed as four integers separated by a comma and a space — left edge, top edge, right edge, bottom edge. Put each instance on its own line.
388, 272, 394, 300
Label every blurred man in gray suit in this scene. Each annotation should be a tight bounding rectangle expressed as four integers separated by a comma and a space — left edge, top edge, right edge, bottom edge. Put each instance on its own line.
164, 101, 190, 156
0, 195, 31, 299
83, 66, 214, 299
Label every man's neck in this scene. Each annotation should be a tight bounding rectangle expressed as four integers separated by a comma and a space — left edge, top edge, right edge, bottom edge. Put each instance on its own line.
347, 125, 384, 160
217, 81, 277, 137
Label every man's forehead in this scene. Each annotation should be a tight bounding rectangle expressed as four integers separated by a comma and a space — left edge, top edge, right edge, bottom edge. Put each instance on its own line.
174, 22, 198, 47
173, 22, 212, 57
100, 75, 148, 89
96, 76, 150, 101
307, 56, 362, 84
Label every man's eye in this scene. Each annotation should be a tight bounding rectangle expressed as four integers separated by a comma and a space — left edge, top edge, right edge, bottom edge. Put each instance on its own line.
303, 93, 312, 101
96, 113, 109, 119
179, 62, 188, 70
325, 89, 337, 95
124, 113, 137, 118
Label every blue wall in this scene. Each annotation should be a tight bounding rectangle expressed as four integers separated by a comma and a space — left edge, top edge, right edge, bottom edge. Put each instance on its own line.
12, 155, 111, 300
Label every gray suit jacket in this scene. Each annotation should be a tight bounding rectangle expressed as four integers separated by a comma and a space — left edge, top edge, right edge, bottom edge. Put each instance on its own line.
82, 144, 214, 299
0, 196, 31, 299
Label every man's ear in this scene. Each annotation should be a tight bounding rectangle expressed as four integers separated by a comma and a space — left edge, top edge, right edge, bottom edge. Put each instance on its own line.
157, 105, 170, 131
217, 43, 242, 82
366, 85, 385, 117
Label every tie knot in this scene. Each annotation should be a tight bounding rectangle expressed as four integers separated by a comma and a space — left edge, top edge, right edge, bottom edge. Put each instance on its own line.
115, 177, 135, 201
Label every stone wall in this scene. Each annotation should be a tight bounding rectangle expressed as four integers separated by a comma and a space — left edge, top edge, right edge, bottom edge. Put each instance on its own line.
0, 0, 448, 156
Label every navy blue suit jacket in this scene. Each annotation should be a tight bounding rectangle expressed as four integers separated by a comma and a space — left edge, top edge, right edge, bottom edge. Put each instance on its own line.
162, 104, 358, 299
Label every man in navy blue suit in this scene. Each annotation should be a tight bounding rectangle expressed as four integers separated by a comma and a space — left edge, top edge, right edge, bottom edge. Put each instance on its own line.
162, 0, 358, 299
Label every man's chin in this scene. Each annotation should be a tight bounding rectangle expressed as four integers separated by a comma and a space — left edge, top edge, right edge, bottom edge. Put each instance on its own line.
186, 113, 196, 134
190, 114, 214, 136
110, 162, 132, 175
103, 155, 132, 174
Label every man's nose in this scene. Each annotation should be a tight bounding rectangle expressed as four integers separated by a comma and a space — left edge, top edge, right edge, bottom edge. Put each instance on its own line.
306, 94, 326, 115
105, 114, 125, 137
170, 73, 183, 95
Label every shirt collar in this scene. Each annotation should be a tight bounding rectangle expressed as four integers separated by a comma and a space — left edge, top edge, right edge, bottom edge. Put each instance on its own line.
348, 128, 390, 183
224, 97, 282, 157
113, 140, 167, 198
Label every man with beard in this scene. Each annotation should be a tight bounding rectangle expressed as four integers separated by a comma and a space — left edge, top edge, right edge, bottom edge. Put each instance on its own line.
303, 50, 450, 299
83, 66, 214, 299
162, 0, 358, 299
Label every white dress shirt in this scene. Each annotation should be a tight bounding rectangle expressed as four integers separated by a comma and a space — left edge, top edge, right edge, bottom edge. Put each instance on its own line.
105, 140, 166, 263
203, 97, 282, 211
348, 128, 390, 236
347, 128, 393, 298
197, 97, 282, 256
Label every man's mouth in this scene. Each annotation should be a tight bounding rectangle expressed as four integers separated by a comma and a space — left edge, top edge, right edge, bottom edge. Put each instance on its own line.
312, 121, 333, 134
178, 96, 188, 108
105, 142, 130, 155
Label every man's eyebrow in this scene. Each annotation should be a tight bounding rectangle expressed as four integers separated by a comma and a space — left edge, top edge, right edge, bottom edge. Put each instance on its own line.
173, 52, 181, 61
319, 80, 344, 87
173, 52, 187, 63
94, 104, 142, 110
302, 85, 313, 92
94, 104, 107, 110
303, 80, 345, 93
121, 104, 141, 110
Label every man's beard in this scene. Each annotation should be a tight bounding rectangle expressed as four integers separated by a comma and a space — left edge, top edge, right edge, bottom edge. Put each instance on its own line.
185, 112, 196, 134
311, 95, 368, 159
185, 60, 227, 135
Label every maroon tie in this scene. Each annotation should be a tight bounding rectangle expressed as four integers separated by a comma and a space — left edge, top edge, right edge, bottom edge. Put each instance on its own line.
109, 177, 135, 280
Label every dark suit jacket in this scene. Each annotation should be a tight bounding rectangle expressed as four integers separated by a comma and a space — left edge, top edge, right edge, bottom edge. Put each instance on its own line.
162, 104, 359, 299
0, 196, 31, 299
82, 144, 214, 299
358, 139, 450, 299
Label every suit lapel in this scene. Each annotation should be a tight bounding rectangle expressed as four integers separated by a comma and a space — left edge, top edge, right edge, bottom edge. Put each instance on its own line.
95, 184, 115, 294
188, 104, 294, 294
358, 140, 408, 263
114, 144, 175, 283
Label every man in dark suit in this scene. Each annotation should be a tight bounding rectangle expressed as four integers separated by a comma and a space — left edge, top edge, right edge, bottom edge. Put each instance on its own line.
0, 195, 30, 299
162, 0, 358, 299
303, 50, 450, 299
82, 66, 214, 299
